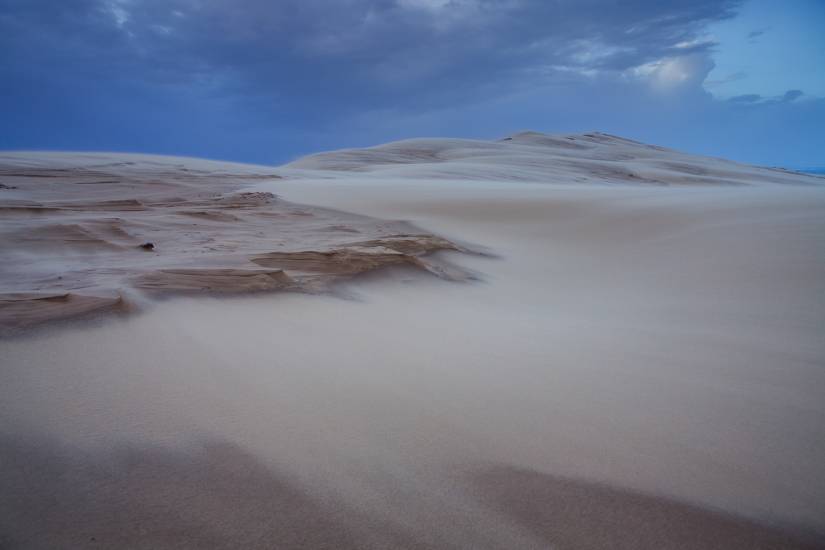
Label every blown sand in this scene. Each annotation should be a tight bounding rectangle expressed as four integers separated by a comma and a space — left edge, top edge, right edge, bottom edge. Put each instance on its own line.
1, 134, 824, 548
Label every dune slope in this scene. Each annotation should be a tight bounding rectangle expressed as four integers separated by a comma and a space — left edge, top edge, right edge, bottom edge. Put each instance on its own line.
1, 134, 825, 548
287, 131, 821, 186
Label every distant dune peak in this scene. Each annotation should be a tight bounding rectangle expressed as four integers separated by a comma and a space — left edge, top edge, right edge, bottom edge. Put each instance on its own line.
286, 132, 821, 187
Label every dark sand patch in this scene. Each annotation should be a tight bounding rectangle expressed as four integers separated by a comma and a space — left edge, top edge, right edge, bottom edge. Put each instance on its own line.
0, 436, 425, 550
3, 436, 821, 550
472, 466, 825, 549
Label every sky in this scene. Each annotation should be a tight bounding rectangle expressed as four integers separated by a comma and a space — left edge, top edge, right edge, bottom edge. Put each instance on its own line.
1, 0, 823, 168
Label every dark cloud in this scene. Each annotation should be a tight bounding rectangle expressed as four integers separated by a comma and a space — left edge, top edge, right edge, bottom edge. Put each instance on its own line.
1, 0, 741, 109
726, 89, 804, 107
2, 0, 820, 169
747, 28, 768, 40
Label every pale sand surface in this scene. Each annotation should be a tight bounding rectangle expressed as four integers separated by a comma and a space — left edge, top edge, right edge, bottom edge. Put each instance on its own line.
2, 135, 825, 548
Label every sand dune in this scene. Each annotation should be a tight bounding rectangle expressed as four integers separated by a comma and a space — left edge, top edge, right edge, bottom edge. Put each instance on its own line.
1, 134, 824, 548
1, 133, 820, 332
286, 131, 820, 186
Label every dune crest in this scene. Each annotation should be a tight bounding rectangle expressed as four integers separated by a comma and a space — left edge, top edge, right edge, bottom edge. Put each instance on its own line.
287, 130, 821, 186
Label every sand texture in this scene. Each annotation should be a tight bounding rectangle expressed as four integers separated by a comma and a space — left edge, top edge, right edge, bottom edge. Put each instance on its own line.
287, 131, 820, 186
1, 134, 824, 548
3, 133, 819, 332
0, 153, 467, 333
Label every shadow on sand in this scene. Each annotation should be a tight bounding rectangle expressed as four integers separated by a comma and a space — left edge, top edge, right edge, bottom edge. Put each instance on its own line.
1, 436, 823, 549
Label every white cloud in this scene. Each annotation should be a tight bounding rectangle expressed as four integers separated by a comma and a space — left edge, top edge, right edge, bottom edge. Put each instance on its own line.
104, 0, 132, 27
630, 54, 714, 92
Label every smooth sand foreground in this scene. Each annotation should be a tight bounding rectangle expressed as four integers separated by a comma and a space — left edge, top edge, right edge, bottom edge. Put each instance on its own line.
2, 174, 824, 548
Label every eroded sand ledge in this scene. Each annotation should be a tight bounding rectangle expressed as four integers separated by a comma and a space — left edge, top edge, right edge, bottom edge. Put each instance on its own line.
0, 154, 469, 333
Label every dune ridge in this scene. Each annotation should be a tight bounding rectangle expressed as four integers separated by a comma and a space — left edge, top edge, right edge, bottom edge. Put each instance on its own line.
287, 131, 822, 186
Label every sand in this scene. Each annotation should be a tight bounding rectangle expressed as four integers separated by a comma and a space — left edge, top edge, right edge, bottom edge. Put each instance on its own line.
1, 133, 825, 548
0, 152, 469, 333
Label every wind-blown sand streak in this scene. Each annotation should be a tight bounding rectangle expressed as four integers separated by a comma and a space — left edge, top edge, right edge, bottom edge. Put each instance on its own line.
1, 134, 824, 548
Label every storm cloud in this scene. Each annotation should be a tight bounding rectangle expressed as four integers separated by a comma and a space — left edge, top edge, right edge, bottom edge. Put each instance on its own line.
1, 0, 822, 166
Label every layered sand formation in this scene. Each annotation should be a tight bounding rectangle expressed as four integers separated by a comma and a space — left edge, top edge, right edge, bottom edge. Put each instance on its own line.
0, 153, 468, 333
